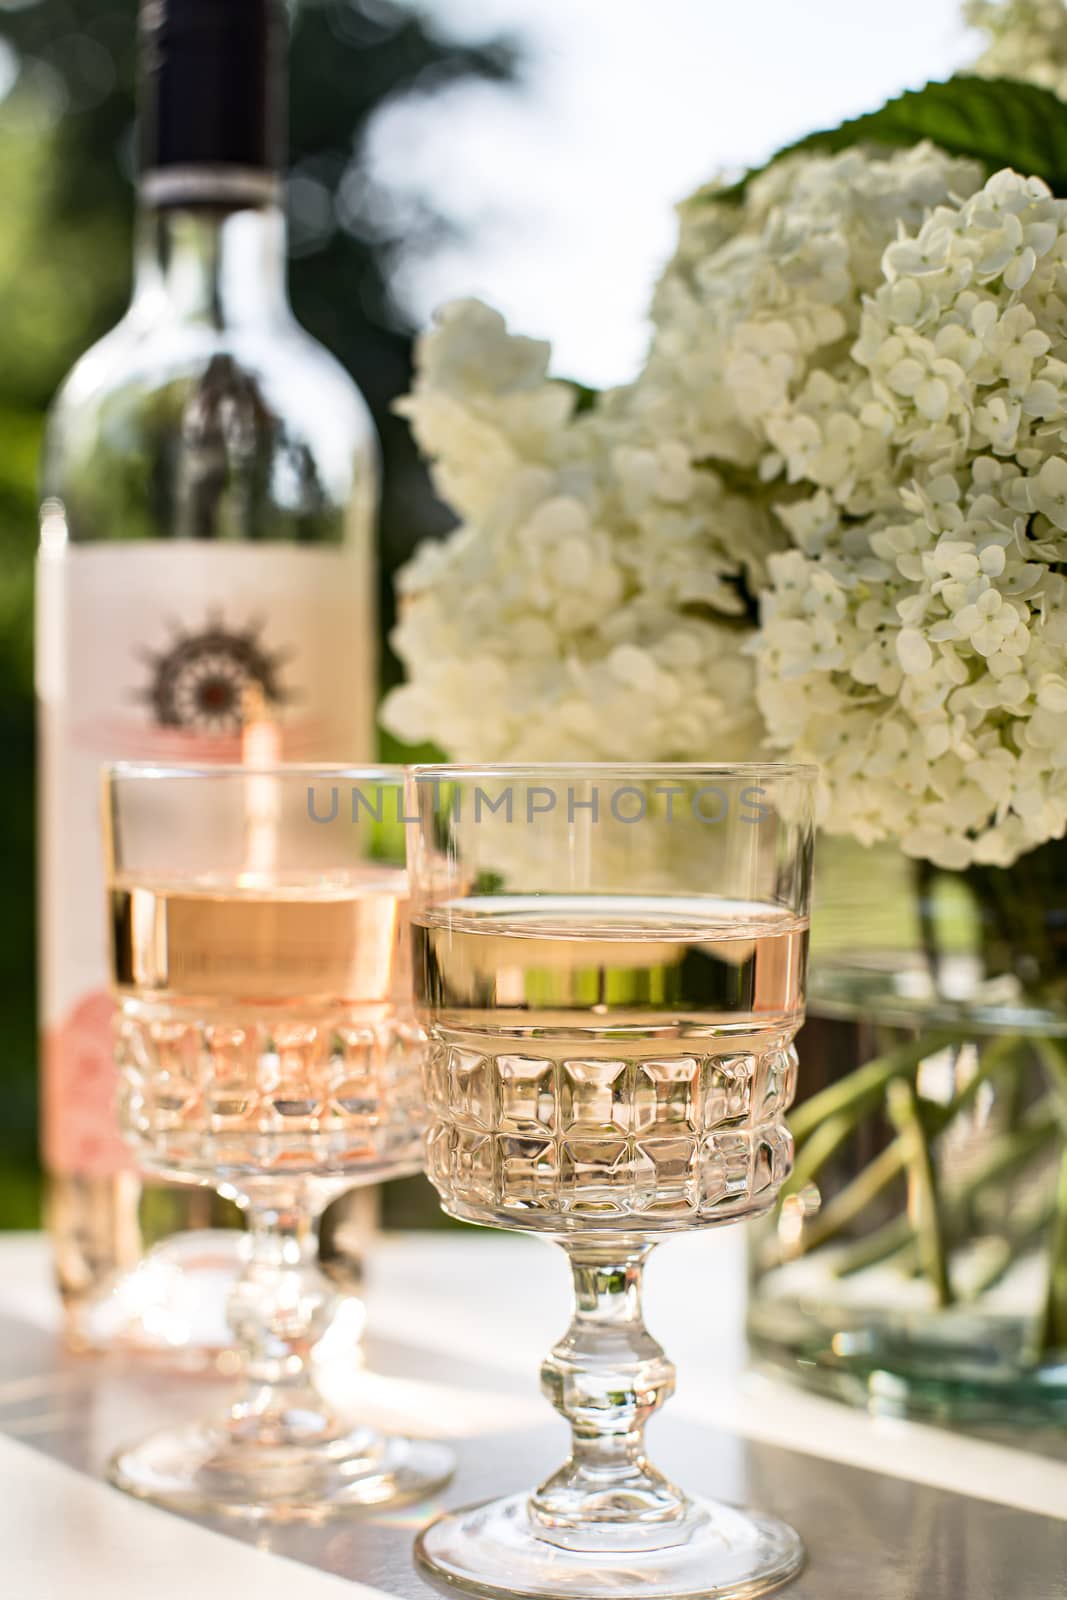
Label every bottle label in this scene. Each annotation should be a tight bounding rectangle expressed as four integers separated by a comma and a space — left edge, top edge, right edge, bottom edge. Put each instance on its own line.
37, 540, 373, 1177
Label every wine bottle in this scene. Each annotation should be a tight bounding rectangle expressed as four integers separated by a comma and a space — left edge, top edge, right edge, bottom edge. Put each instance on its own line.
36, 0, 378, 1358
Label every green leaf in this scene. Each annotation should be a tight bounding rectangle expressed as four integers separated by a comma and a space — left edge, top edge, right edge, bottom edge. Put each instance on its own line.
704, 76, 1067, 205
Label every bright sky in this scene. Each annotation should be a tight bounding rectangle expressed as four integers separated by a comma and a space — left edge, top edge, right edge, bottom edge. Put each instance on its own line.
369, 0, 978, 385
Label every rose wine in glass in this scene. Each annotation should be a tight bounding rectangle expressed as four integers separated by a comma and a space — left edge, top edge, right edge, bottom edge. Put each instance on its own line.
409, 766, 816, 1600
104, 765, 451, 1519
417, 895, 805, 1223
111, 868, 420, 1181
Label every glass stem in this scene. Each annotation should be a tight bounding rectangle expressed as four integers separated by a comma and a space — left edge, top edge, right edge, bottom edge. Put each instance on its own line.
227, 1183, 340, 1441
530, 1243, 687, 1551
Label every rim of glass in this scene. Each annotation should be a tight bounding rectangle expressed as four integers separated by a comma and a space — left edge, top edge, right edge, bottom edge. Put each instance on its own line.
104, 762, 403, 782
407, 761, 819, 779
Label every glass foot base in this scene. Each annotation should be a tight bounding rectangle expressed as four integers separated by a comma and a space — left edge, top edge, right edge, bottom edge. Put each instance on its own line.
68, 1230, 244, 1367
415, 1492, 804, 1600
110, 1418, 453, 1520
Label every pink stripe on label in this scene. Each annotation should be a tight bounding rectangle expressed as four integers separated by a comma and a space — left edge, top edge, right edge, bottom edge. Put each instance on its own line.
42, 991, 129, 1178
70, 715, 341, 760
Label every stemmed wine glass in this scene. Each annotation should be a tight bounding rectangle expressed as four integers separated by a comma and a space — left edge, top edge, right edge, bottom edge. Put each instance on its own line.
103, 763, 453, 1518
407, 763, 815, 1599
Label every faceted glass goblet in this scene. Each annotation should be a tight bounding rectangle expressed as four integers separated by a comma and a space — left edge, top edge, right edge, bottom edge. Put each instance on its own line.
407, 764, 816, 1600
103, 764, 452, 1518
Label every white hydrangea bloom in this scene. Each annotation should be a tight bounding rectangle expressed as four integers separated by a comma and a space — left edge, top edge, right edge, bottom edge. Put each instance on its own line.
396, 299, 576, 524
755, 171, 1067, 867
384, 147, 1067, 867
385, 443, 762, 763
383, 284, 770, 764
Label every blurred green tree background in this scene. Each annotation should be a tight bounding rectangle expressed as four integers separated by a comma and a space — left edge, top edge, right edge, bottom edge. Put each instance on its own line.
0, 0, 515, 1226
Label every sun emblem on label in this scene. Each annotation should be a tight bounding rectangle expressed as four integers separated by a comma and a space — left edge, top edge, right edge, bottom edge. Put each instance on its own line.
134, 613, 292, 735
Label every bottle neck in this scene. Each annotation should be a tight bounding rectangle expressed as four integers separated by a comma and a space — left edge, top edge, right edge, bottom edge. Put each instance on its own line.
130, 197, 290, 330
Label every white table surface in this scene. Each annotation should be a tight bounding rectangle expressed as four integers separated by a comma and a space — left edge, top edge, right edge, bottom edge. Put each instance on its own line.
0, 1229, 1064, 1600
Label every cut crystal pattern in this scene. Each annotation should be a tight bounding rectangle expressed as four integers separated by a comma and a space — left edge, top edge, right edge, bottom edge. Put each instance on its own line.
116, 1008, 424, 1180
423, 1034, 799, 1230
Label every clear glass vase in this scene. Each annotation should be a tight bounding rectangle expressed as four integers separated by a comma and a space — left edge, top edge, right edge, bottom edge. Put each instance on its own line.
748, 839, 1067, 1424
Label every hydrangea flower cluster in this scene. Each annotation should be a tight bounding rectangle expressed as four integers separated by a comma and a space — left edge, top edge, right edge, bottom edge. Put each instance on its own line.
382, 148, 1067, 868
756, 167, 1067, 867
384, 299, 764, 763
968, 0, 1067, 99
